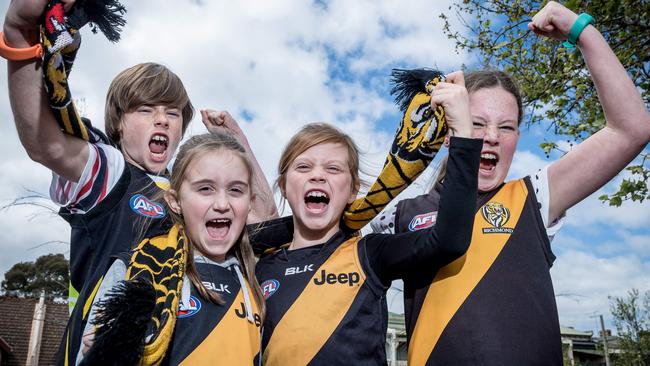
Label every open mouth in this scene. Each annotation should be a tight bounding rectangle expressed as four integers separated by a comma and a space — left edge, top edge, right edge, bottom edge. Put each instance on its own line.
206, 218, 231, 239
480, 152, 498, 172
304, 190, 330, 212
149, 134, 169, 158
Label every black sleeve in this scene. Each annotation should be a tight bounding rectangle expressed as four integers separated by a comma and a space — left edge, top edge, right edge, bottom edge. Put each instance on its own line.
365, 137, 481, 287
246, 216, 294, 255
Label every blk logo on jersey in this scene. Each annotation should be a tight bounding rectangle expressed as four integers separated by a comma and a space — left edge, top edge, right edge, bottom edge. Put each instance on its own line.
261, 279, 280, 299
481, 202, 514, 234
178, 295, 201, 318
285, 264, 314, 276
129, 194, 166, 218
313, 269, 360, 287
409, 212, 438, 231
202, 281, 231, 294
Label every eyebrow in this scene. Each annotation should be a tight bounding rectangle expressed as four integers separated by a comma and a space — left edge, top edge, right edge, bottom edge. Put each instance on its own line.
189, 178, 250, 187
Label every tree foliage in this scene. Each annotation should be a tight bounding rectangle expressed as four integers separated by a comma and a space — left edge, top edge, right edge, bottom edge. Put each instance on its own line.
440, 0, 650, 205
1, 253, 69, 298
610, 289, 650, 365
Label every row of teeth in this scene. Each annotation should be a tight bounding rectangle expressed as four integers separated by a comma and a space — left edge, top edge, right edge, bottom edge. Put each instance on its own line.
306, 191, 328, 199
481, 153, 497, 160
152, 135, 168, 143
208, 219, 231, 223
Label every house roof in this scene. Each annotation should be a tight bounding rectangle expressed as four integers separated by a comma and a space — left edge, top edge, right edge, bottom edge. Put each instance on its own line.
0, 297, 68, 366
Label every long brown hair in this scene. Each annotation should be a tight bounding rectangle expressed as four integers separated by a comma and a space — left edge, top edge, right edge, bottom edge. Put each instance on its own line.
165, 133, 265, 318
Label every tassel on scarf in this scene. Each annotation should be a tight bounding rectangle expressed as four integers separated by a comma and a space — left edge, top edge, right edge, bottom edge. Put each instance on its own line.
81, 280, 156, 366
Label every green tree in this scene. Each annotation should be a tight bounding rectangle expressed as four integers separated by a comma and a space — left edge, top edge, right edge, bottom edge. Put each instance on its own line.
610, 289, 650, 365
1, 253, 69, 297
439, 0, 649, 206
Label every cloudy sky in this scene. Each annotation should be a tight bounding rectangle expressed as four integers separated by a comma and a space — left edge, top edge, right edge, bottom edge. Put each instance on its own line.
1, 0, 648, 335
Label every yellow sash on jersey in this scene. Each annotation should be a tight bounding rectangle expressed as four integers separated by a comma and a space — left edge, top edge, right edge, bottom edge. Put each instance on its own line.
179, 288, 261, 365
263, 237, 365, 366
408, 180, 527, 366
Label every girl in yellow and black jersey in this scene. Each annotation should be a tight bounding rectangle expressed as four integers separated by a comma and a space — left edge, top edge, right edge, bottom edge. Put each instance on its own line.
80, 132, 266, 366
256, 79, 483, 365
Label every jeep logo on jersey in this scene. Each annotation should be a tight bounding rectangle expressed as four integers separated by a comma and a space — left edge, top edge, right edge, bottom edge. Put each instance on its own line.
178, 295, 201, 318
313, 269, 360, 287
129, 194, 166, 218
409, 212, 438, 231
481, 202, 514, 234
261, 279, 280, 299
234, 302, 262, 327
285, 264, 314, 276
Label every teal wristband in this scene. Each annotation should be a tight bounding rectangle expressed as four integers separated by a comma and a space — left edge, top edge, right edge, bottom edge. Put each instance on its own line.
563, 13, 594, 48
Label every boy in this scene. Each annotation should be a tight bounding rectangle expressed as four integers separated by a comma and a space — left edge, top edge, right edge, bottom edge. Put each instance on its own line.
3, 2, 193, 364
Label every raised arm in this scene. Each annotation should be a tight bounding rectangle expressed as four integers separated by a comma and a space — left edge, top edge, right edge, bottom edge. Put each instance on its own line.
528, 1, 650, 223
201, 109, 278, 223
4, 0, 89, 182
368, 137, 481, 286
368, 73, 481, 285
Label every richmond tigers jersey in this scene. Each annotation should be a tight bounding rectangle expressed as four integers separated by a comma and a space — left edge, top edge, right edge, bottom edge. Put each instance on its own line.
163, 259, 262, 365
256, 231, 389, 366
57, 162, 172, 366
399, 178, 562, 366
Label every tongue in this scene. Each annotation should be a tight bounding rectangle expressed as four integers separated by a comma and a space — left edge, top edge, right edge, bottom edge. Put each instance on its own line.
480, 158, 496, 170
207, 223, 229, 238
150, 141, 166, 154
306, 202, 327, 211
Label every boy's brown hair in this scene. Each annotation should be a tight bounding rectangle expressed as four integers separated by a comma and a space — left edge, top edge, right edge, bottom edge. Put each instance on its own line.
104, 62, 194, 146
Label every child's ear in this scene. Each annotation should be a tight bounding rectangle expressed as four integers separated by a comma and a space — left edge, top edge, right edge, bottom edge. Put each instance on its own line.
164, 190, 182, 214
347, 183, 360, 204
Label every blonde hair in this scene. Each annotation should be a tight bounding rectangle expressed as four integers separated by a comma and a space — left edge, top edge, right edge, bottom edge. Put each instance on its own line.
105, 62, 194, 146
167, 133, 265, 318
276, 123, 361, 195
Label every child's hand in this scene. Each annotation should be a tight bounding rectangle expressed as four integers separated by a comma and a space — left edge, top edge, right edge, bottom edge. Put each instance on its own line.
200, 109, 250, 148
430, 71, 472, 139
528, 1, 578, 42
4, 0, 76, 46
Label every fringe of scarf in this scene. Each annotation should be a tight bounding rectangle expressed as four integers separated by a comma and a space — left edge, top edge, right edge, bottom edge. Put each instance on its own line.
82, 225, 188, 366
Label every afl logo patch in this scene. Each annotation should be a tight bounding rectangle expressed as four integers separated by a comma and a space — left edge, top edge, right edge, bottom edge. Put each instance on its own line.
409, 212, 437, 231
261, 279, 280, 300
178, 295, 201, 318
129, 194, 166, 218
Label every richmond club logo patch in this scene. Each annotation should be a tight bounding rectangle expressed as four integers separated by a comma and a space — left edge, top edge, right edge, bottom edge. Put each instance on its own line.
408, 212, 438, 231
129, 194, 166, 218
481, 202, 514, 234
261, 279, 280, 300
178, 295, 201, 318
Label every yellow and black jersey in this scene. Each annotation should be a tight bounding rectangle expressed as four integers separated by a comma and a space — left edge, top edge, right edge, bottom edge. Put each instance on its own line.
256, 232, 388, 366
58, 162, 172, 366
163, 257, 261, 365
398, 178, 562, 366
256, 137, 482, 366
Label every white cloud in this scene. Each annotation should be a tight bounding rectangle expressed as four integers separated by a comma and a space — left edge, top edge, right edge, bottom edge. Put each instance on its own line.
552, 245, 650, 333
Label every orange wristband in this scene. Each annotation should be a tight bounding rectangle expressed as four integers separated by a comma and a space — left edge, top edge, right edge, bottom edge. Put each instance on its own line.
0, 31, 43, 61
